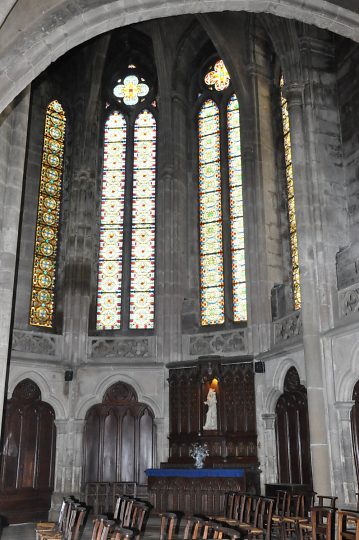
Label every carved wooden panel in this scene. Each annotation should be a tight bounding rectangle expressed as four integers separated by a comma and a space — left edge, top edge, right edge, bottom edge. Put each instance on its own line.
275, 368, 312, 486
168, 360, 257, 466
351, 380, 359, 484
0, 379, 56, 523
83, 382, 154, 484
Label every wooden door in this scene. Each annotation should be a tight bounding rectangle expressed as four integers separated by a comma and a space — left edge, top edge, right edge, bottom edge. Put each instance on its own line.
0, 379, 56, 523
275, 367, 312, 486
351, 380, 359, 484
83, 382, 154, 485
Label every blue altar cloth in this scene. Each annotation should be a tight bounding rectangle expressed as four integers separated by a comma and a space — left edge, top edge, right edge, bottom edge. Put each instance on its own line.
145, 468, 245, 478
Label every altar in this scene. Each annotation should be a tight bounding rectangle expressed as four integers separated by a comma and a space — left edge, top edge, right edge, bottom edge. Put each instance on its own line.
146, 467, 259, 515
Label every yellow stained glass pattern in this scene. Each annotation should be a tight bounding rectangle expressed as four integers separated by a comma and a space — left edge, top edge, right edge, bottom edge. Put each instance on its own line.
204, 60, 230, 92
199, 99, 225, 325
30, 100, 66, 327
227, 95, 247, 321
280, 75, 301, 310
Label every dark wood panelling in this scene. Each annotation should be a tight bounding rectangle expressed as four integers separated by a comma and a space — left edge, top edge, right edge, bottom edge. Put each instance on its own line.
83, 382, 154, 485
351, 380, 359, 484
168, 359, 257, 466
0, 379, 56, 524
275, 367, 312, 486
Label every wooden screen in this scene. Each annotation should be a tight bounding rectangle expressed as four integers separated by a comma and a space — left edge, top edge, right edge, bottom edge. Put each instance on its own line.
0, 379, 56, 523
83, 382, 154, 485
351, 380, 359, 484
168, 360, 257, 466
275, 367, 312, 485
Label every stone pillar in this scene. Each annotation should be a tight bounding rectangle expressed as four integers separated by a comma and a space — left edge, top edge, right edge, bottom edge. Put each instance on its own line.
51, 418, 85, 516
261, 413, 278, 485
284, 82, 331, 493
154, 417, 166, 466
334, 402, 356, 505
0, 87, 30, 436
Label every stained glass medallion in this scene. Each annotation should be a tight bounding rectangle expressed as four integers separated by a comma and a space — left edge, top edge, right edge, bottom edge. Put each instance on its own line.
198, 99, 225, 325
30, 100, 66, 327
97, 111, 127, 330
113, 74, 149, 106
129, 110, 156, 329
227, 94, 247, 321
204, 59, 230, 91
280, 75, 301, 310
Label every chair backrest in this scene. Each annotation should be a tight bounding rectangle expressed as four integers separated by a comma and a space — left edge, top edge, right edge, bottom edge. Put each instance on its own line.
290, 494, 306, 517
250, 496, 262, 526
238, 494, 252, 523
338, 510, 359, 540
129, 501, 150, 532
183, 516, 204, 540
99, 519, 115, 540
315, 495, 337, 510
111, 526, 135, 540
160, 512, 177, 540
122, 497, 135, 527
225, 492, 236, 519
311, 507, 335, 540
91, 514, 108, 540
257, 497, 274, 539
68, 506, 87, 540
275, 491, 290, 516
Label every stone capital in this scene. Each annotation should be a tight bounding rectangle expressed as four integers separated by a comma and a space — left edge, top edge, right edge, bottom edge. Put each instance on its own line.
282, 83, 305, 108
262, 413, 276, 430
334, 401, 355, 421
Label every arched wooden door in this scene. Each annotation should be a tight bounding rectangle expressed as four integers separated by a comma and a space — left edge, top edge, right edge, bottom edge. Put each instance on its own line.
351, 380, 359, 484
275, 367, 312, 486
83, 382, 155, 485
0, 379, 56, 523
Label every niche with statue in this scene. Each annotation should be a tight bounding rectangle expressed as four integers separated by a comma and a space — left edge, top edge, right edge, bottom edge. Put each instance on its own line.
167, 356, 258, 467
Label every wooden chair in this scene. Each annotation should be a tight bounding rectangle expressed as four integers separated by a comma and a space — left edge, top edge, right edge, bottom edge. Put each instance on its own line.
282, 493, 309, 540
299, 507, 335, 540
271, 491, 290, 540
38, 505, 87, 540
315, 496, 337, 509
338, 510, 359, 540
128, 501, 150, 535
160, 512, 177, 540
36, 497, 75, 540
221, 493, 253, 528
183, 516, 207, 539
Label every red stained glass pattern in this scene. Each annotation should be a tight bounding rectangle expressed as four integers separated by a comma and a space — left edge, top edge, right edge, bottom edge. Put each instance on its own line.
30, 100, 66, 327
129, 110, 156, 329
227, 95, 247, 321
280, 75, 301, 310
96, 111, 127, 329
199, 99, 225, 325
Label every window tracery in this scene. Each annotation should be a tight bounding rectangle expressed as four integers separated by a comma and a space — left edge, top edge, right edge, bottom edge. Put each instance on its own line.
198, 59, 247, 326
96, 65, 156, 331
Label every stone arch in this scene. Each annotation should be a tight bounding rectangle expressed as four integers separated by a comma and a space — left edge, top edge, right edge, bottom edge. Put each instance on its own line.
264, 357, 305, 413
336, 340, 359, 403
7, 369, 66, 419
1, 1, 359, 115
75, 372, 162, 419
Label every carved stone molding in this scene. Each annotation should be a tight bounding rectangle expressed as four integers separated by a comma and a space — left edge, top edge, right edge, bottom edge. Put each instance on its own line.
339, 285, 359, 318
262, 413, 276, 430
88, 336, 156, 359
11, 330, 60, 357
186, 329, 248, 357
273, 311, 302, 344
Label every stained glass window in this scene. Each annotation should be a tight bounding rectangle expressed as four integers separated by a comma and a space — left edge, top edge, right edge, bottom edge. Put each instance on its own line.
129, 110, 156, 329
29, 100, 66, 328
96, 111, 127, 330
204, 60, 230, 92
280, 75, 301, 310
113, 75, 149, 106
198, 99, 225, 325
227, 95, 247, 321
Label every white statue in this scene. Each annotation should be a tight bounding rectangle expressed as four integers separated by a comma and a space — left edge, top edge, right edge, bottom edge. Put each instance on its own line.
203, 388, 217, 430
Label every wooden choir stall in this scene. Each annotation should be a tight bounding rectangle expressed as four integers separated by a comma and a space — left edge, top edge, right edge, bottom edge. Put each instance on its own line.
146, 356, 260, 515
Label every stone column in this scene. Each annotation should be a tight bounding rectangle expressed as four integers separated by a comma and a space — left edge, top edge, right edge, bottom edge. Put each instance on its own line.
0, 87, 30, 436
261, 413, 278, 485
334, 402, 356, 505
284, 82, 331, 493
51, 418, 85, 516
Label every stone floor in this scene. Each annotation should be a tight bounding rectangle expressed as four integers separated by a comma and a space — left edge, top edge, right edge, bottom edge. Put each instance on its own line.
0, 517, 163, 539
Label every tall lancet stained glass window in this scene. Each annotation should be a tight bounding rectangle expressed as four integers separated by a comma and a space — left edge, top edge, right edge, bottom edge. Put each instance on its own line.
96, 66, 156, 330
97, 111, 127, 330
199, 59, 247, 326
130, 110, 156, 329
30, 100, 66, 328
280, 75, 301, 310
